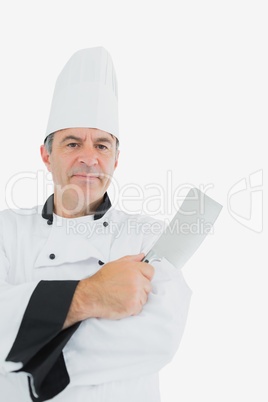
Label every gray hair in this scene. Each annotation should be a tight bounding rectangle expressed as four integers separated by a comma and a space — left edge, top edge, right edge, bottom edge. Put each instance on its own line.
44, 133, 55, 154
44, 132, 120, 155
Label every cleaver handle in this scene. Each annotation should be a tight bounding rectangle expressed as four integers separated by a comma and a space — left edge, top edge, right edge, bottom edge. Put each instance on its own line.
142, 249, 162, 264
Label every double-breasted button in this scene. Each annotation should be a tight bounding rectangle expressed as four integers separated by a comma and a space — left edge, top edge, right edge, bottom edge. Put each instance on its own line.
49, 253, 56, 260
103, 221, 108, 227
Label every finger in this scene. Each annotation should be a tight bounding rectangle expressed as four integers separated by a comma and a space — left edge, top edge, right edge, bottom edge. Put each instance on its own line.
140, 291, 148, 306
140, 263, 155, 281
143, 279, 153, 294
119, 253, 145, 262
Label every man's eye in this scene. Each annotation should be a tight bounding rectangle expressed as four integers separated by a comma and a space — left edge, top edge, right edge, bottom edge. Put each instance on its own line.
67, 143, 79, 148
96, 144, 108, 150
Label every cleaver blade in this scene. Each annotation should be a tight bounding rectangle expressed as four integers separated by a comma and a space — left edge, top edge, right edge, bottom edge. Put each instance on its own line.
143, 188, 223, 269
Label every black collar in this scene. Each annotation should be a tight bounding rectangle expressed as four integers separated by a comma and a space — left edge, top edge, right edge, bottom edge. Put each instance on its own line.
41, 192, 112, 224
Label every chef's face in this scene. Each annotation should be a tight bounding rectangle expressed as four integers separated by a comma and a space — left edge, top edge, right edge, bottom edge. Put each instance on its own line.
40, 127, 119, 215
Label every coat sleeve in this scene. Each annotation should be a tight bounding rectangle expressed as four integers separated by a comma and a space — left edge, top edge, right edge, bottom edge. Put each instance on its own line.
63, 257, 192, 386
0, 212, 80, 401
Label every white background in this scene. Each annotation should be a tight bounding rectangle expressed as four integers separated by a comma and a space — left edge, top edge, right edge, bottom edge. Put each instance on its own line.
0, 1, 267, 401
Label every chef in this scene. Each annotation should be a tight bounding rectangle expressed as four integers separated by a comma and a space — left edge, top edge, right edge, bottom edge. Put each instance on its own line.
0, 47, 192, 402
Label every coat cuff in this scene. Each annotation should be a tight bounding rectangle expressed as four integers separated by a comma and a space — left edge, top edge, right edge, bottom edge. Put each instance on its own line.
5, 280, 80, 401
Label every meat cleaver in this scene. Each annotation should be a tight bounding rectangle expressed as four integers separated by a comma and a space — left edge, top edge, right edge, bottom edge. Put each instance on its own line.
143, 188, 222, 268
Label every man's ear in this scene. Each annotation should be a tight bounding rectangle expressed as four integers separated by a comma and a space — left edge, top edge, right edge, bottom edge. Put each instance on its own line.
114, 150, 120, 170
40, 145, 52, 172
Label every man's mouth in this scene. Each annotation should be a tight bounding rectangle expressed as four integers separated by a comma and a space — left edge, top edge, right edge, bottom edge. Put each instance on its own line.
72, 174, 100, 180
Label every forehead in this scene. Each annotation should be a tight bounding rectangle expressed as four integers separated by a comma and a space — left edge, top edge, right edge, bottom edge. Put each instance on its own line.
54, 127, 116, 143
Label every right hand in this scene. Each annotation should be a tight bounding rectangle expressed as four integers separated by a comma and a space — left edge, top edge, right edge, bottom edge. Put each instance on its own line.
80, 253, 155, 320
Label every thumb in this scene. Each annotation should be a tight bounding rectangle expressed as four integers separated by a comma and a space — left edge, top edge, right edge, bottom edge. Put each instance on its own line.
120, 253, 145, 262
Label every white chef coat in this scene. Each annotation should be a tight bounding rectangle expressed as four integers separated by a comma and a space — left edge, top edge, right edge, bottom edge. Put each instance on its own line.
0, 196, 192, 402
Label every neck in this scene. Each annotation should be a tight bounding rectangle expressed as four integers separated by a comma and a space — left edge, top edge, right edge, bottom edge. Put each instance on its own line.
53, 191, 104, 218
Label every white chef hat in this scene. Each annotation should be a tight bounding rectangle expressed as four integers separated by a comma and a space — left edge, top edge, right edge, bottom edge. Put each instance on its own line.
44, 46, 119, 141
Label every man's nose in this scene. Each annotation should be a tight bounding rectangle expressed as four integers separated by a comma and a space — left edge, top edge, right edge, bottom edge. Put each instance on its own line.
78, 145, 98, 166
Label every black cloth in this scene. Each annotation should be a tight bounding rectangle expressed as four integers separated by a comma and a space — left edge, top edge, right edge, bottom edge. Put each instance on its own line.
42, 192, 112, 223
6, 281, 80, 400
5, 193, 112, 401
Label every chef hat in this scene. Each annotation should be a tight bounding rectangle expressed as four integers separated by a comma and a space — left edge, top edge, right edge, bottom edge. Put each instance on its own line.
44, 46, 119, 141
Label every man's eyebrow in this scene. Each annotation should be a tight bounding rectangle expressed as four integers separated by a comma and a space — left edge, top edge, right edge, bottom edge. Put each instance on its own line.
94, 136, 114, 145
59, 135, 114, 145
60, 135, 83, 144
